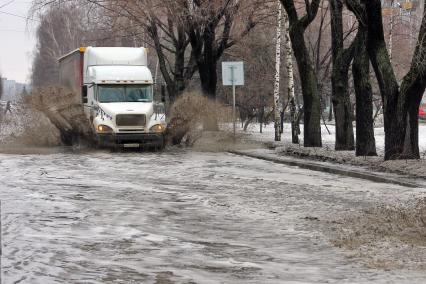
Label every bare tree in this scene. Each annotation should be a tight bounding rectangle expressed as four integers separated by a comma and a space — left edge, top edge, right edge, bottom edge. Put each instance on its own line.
347, 0, 426, 160
280, 0, 322, 147
350, 6, 377, 156
284, 9, 299, 144
107, 0, 197, 103
273, 1, 283, 141
330, 0, 355, 150
184, 0, 270, 99
31, 4, 95, 87
223, 14, 282, 133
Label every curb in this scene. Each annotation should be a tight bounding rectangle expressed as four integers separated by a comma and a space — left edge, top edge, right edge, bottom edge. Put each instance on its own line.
228, 150, 421, 188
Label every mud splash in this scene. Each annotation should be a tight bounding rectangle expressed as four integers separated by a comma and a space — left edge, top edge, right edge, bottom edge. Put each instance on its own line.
0, 100, 62, 152
166, 92, 265, 152
191, 130, 265, 152
167, 92, 232, 146
25, 86, 92, 144
0, 86, 96, 154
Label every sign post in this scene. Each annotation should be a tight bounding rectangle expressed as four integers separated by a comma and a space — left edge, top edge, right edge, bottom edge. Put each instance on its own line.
222, 62, 244, 140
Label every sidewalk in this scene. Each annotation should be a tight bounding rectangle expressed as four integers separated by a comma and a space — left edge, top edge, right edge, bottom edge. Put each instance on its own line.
230, 148, 424, 188
228, 122, 426, 185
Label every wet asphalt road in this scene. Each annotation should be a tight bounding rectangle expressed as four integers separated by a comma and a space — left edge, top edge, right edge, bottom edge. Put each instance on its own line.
0, 149, 425, 283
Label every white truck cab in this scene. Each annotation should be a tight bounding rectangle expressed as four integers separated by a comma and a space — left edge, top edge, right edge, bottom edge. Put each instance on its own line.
59, 47, 166, 148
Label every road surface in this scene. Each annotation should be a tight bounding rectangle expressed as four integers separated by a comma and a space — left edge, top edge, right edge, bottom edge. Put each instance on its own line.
0, 149, 425, 283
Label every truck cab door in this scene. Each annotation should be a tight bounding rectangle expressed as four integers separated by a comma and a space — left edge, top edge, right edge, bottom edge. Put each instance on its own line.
83, 85, 95, 121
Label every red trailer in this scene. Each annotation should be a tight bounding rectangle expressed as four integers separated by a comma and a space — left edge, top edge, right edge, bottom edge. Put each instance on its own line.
58, 47, 85, 103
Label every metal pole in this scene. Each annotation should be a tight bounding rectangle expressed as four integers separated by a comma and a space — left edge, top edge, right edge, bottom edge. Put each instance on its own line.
230, 67, 236, 140
233, 83, 236, 139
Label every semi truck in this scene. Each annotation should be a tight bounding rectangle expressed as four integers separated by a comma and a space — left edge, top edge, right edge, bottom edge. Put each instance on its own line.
58, 46, 166, 148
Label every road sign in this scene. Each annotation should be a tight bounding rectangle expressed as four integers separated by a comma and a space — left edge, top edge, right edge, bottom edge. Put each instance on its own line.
222, 62, 244, 86
222, 61, 245, 140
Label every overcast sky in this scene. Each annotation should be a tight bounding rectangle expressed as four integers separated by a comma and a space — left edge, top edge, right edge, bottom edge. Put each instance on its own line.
0, 0, 36, 84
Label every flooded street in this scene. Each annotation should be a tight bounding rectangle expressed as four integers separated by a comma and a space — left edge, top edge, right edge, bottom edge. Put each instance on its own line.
0, 149, 426, 283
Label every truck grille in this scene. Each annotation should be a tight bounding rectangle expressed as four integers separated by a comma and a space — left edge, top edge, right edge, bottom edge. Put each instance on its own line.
116, 114, 146, 127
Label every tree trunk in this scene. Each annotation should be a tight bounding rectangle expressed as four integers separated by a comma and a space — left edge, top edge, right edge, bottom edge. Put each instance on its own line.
199, 61, 218, 99
330, 0, 355, 151
399, 2, 426, 159
173, 49, 186, 98
244, 115, 255, 131
328, 95, 333, 122
331, 72, 354, 150
388, 0, 394, 64
363, 0, 406, 160
401, 80, 425, 159
273, 1, 283, 141
402, 102, 420, 159
283, 8, 298, 144
352, 26, 377, 156
198, 54, 219, 130
348, 0, 426, 160
290, 98, 299, 144
289, 23, 322, 147
280, 0, 322, 147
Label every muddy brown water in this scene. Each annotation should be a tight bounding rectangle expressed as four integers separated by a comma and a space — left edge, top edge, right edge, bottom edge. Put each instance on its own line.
0, 149, 426, 283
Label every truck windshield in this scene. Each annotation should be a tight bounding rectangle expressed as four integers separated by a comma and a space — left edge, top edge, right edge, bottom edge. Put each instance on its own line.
98, 85, 153, 103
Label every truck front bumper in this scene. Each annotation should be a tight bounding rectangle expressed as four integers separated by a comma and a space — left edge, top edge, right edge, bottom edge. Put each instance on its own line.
96, 133, 165, 148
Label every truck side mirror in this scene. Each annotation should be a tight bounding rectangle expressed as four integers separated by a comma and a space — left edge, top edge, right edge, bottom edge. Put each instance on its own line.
82, 85, 88, 104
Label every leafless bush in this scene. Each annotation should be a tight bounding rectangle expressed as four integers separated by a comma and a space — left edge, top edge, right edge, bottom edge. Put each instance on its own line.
166, 92, 232, 146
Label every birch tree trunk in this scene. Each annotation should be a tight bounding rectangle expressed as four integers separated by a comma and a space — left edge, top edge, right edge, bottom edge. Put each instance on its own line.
389, 0, 394, 64
273, 1, 283, 141
283, 9, 298, 144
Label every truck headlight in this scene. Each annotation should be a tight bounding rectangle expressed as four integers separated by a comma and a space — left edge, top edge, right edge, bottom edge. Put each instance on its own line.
97, 124, 113, 133
150, 124, 166, 133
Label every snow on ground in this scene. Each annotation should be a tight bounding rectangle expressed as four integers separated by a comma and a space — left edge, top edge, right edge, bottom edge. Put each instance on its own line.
235, 121, 392, 154
1, 150, 426, 283
231, 121, 426, 178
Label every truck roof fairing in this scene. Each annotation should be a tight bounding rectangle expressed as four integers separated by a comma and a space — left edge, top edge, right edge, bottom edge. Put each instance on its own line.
85, 65, 153, 84
84, 47, 148, 68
